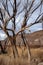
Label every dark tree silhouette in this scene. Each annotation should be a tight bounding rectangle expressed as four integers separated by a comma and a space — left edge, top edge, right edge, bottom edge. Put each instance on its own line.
0, 0, 43, 58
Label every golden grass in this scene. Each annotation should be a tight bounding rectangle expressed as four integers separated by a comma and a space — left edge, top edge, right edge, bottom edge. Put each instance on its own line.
0, 46, 43, 65
0, 54, 29, 65
30, 47, 43, 58
0, 46, 30, 65
30, 48, 43, 65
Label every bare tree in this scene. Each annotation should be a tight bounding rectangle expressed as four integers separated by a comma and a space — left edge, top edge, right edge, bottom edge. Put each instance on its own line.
0, 0, 43, 59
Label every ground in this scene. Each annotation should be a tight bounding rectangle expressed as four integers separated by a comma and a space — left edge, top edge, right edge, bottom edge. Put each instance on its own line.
0, 47, 43, 65
0, 30, 43, 65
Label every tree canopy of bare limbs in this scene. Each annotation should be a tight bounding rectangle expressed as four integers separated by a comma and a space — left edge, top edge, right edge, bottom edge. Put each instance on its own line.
0, 0, 43, 57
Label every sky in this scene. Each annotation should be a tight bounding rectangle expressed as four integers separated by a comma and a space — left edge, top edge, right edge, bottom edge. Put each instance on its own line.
0, 0, 43, 40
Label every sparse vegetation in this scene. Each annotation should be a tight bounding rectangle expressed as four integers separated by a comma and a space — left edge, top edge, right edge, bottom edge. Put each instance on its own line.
0, 0, 43, 65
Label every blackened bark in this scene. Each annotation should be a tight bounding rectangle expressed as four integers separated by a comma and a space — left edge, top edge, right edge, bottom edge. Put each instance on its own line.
12, 0, 19, 57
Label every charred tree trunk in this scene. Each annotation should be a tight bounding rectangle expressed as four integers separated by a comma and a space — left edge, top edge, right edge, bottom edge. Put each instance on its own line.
11, 0, 19, 58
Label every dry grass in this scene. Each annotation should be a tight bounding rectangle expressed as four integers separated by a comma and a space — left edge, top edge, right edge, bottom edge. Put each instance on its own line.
30, 47, 43, 60
0, 46, 30, 65
0, 55, 29, 65
30, 47, 43, 65
0, 46, 43, 65
0, 30, 43, 65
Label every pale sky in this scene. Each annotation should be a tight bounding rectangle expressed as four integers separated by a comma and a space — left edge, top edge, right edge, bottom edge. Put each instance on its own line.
0, 0, 43, 40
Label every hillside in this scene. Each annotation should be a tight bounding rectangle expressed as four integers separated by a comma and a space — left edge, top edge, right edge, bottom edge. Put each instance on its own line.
16, 30, 43, 47
0, 30, 43, 65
